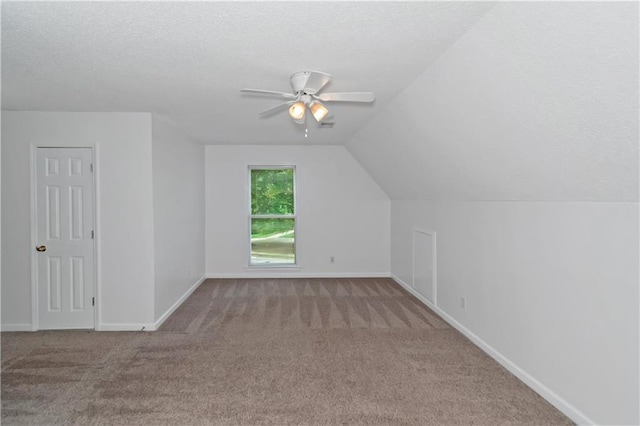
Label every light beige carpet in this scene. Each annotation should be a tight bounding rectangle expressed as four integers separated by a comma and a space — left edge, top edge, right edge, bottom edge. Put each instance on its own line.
1, 278, 572, 425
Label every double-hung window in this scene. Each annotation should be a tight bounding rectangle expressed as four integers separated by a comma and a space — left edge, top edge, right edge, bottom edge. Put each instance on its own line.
249, 166, 296, 266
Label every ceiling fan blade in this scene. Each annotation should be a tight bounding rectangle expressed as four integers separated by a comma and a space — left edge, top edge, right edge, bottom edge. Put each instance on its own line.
241, 89, 296, 99
317, 92, 375, 102
259, 101, 295, 117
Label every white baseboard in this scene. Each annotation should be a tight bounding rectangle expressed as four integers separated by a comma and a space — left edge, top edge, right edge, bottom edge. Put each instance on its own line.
206, 272, 391, 279
1, 323, 34, 332
4, 276, 206, 333
153, 274, 206, 330
97, 275, 206, 332
390, 274, 593, 426
2, 322, 152, 332
97, 323, 154, 332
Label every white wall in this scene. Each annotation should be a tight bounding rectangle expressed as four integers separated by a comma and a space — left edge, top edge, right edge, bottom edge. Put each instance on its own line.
206, 145, 390, 277
391, 201, 638, 425
152, 115, 205, 323
1, 111, 156, 329
347, 2, 639, 425
348, 2, 638, 202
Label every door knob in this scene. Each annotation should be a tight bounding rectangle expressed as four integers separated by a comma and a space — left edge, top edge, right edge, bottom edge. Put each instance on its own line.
36, 245, 47, 252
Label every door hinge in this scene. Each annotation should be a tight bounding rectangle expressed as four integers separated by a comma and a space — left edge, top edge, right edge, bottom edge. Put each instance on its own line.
90, 163, 94, 173
92, 297, 95, 306
91, 230, 94, 239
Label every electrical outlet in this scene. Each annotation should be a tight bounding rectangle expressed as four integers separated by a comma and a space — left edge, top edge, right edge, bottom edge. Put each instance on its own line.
460, 297, 466, 309
330, 256, 335, 263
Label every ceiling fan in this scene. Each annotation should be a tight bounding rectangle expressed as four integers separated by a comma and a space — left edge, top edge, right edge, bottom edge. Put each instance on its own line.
241, 71, 375, 125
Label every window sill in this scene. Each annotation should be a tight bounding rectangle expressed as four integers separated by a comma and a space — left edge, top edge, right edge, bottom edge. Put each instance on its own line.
244, 265, 301, 271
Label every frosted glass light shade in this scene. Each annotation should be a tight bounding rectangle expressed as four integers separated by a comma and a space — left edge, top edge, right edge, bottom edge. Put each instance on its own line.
310, 102, 329, 122
289, 102, 306, 120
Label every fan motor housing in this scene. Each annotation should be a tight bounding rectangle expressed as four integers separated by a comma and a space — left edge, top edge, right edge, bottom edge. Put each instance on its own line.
290, 71, 309, 93
290, 71, 331, 95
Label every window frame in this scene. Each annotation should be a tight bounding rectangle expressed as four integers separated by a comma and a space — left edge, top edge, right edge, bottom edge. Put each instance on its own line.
247, 165, 297, 267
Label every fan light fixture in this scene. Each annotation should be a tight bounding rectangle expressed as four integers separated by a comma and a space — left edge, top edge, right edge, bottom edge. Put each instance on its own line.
310, 102, 329, 122
241, 71, 375, 126
289, 102, 306, 120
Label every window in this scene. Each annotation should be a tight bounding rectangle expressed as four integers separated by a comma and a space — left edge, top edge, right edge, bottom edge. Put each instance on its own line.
249, 167, 296, 266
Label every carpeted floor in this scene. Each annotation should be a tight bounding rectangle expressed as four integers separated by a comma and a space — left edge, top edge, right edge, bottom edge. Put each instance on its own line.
2, 278, 573, 425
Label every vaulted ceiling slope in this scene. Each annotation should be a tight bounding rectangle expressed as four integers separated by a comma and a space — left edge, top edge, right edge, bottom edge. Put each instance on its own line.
1, 1, 493, 145
347, 2, 639, 202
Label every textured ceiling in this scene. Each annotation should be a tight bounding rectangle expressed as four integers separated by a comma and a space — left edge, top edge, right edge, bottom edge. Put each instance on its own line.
1, 1, 494, 145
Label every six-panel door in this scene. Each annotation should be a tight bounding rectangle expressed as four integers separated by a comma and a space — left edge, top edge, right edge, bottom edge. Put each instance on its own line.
36, 147, 95, 329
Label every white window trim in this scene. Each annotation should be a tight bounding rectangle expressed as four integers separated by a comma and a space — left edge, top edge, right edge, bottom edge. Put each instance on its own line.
247, 165, 298, 268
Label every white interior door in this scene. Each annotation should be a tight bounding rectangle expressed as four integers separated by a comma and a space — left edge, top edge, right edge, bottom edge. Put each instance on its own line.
413, 230, 435, 305
36, 147, 95, 329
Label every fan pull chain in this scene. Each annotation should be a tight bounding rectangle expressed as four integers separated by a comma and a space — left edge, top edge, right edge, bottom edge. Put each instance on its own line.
305, 127, 308, 138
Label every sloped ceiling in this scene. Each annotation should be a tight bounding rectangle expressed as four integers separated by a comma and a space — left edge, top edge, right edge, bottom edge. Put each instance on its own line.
1, 1, 493, 145
347, 2, 639, 202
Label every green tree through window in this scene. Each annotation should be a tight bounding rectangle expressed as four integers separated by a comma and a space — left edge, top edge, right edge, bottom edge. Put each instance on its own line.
249, 167, 295, 265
